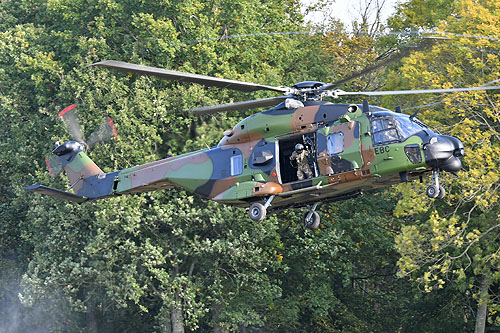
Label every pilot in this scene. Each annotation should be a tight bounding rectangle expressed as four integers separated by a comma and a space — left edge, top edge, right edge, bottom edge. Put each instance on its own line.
290, 143, 312, 180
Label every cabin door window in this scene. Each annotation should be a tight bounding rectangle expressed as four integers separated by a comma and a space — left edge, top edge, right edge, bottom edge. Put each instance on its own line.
327, 132, 344, 155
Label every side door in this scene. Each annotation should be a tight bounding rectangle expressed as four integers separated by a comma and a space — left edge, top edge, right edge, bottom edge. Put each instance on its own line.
317, 121, 364, 176
370, 115, 414, 175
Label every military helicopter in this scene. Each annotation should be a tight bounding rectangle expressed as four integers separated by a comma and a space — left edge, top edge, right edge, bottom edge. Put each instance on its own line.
26, 57, 500, 229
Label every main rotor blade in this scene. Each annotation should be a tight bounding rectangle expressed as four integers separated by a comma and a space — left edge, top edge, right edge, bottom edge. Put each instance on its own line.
188, 95, 294, 114
58, 104, 84, 142
322, 38, 436, 91
86, 117, 118, 149
334, 85, 500, 97
91, 60, 289, 93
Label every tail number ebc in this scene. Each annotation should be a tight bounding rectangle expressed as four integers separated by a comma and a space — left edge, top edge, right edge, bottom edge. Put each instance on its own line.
374, 146, 390, 155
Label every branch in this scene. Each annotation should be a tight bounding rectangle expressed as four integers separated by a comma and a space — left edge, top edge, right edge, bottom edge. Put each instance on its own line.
188, 260, 196, 277
449, 223, 500, 260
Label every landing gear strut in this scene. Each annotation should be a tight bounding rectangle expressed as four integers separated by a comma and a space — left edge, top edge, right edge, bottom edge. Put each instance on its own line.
303, 202, 320, 230
248, 195, 275, 221
426, 169, 445, 199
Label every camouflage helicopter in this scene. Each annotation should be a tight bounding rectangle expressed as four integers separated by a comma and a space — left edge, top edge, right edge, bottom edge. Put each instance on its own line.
26, 59, 500, 229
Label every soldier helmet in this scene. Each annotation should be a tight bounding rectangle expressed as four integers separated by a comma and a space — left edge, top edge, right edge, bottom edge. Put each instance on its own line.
295, 143, 304, 152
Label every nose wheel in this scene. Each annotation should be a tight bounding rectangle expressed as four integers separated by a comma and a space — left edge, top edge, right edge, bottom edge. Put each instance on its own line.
426, 169, 446, 199
303, 202, 320, 230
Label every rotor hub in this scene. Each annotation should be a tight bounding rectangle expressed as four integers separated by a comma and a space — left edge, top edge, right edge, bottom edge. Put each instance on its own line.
52, 141, 87, 156
292, 81, 326, 101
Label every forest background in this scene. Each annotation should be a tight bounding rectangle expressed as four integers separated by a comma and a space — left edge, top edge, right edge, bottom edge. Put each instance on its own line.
0, 0, 499, 332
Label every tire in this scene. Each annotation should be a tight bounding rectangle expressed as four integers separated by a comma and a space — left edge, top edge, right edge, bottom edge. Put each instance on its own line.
426, 185, 439, 199
249, 203, 266, 221
303, 211, 320, 230
437, 185, 446, 199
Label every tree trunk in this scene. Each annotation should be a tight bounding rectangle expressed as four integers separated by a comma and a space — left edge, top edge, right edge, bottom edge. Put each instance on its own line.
161, 309, 172, 333
171, 290, 184, 333
86, 297, 99, 333
212, 303, 227, 333
168, 263, 184, 333
474, 272, 490, 333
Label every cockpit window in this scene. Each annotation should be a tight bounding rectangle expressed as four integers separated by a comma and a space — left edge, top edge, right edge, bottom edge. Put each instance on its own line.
371, 116, 400, 145
396, 115, 425, 140
371, 115, 426, 145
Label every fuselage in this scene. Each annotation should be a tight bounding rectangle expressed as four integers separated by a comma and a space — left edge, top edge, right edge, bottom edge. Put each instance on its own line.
26, 100, 464, 210
110, 100, 464, 210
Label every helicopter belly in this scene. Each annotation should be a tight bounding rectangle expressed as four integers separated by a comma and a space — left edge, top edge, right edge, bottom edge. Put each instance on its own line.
212, 180, 283, 202
270, 178, 369, 209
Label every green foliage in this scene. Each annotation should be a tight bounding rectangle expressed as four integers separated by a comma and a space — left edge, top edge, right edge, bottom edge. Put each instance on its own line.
2, 0, 499, 331
0, 0, 315, 330
386, 0, 500, 329
388, 0, 456, 30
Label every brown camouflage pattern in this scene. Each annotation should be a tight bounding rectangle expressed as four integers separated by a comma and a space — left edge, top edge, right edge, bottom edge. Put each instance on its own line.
29, 101, 449, 213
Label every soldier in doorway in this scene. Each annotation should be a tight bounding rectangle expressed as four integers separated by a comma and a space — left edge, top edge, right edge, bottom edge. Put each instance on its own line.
290, 143, 313, 180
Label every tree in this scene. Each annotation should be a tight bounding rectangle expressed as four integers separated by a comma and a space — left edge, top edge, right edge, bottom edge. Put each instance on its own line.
385, 0, 500, 331
388, 0, 456, 31
0, 0, 321, 331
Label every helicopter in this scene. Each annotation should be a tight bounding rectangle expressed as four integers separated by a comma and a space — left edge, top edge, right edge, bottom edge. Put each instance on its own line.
25, 58, 500, 229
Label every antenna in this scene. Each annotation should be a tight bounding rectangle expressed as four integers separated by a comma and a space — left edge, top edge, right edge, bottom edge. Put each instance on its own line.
362, 100, 370, 113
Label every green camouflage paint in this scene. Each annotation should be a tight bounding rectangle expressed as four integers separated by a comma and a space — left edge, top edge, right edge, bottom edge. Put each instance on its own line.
28, 101, 461, 213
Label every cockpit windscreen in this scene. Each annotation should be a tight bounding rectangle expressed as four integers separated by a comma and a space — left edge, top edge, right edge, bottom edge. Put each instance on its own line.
371, 114, 427, 145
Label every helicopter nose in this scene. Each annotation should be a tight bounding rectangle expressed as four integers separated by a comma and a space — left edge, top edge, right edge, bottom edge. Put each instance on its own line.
423, 135, 465, 172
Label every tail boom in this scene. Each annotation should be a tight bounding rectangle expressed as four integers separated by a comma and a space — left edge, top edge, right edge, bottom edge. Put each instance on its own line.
26, 143, 211, 202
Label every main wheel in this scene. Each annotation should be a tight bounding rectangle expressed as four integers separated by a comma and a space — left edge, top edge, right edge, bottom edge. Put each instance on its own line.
249, 203, 266, 221
303, 211, 320, 230
437, 185, 446, 199
426, 185, 439, 198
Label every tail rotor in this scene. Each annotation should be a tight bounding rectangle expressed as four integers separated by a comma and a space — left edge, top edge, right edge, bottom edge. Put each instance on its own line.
87, 117, 118, 149
45, 154, 63, 178
58, 104, 84, 143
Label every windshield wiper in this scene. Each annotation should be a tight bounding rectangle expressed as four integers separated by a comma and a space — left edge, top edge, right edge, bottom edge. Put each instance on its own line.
409, 108, 422, 120
408, 112, 430, 135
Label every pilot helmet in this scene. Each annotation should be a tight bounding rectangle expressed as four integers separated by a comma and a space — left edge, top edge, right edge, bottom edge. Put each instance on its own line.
295, 143, 304, 152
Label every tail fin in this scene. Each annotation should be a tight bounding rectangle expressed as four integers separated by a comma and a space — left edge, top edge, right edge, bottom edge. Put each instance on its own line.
26, 141, 115, 202
62, 148, 104, 193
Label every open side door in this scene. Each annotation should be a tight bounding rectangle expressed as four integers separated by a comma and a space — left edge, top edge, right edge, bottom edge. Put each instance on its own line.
276, 132, 318, 184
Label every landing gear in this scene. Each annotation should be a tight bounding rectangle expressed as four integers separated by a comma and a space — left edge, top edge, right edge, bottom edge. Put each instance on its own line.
249, 203, 266, 221
248, 195, 275, 222
303, 202, 320, 230
437, 186, 446, 199
426, 169, 446, 199
426, 185, 439, 198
